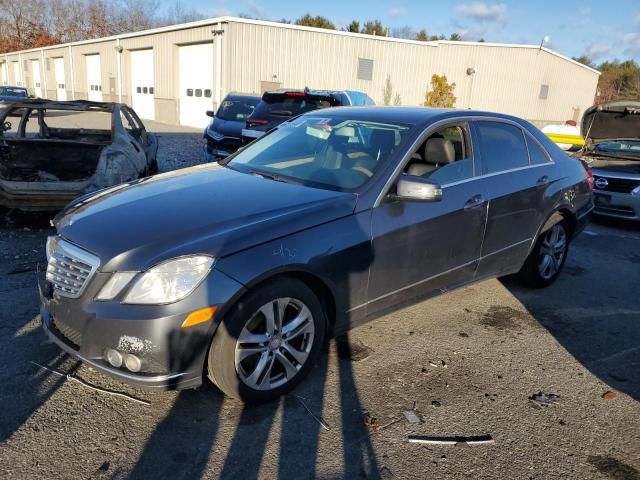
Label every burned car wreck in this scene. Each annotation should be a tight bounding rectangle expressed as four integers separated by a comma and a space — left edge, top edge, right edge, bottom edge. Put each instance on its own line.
0, 100, 158, 211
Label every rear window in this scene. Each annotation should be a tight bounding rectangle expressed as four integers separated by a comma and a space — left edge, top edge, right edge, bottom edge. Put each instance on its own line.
475, 121, 529, 174
217, 96, 260, 121
253, 94, 338, 119
0, 87, 28, 97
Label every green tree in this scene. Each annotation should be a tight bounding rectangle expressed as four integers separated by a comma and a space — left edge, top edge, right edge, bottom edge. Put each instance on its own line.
415, 29, 428, 41
596, 60, 640, 102
424, 74, 457, 108
361, 19, 387, 36
344, 20, 360, 32
294, 14, 335, 30
429, 34, 444, 41
449, 32, 462, 41
477, 38, 486, 42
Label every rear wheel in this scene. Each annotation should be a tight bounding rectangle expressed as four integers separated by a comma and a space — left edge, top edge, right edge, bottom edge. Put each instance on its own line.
207, 277, 326, 402
517, 220, 569, 288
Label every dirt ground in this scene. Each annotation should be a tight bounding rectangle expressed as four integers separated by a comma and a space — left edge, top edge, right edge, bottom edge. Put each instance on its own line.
0, 125, 639, 479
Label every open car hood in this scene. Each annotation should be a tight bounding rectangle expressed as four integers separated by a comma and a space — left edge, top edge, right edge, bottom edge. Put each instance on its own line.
581, 101, 640, 143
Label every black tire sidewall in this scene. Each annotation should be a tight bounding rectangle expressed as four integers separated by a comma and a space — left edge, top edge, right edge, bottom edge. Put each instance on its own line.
207, 277, 326, 402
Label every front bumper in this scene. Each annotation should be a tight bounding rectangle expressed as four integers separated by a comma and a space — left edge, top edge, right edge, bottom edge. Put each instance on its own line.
593, 190, 640, 221
39, 267, 245, 390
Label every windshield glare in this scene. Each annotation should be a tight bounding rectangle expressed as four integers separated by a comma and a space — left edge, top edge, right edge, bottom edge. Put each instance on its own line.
594, 140, 640, 157
216, 98, 259, 121
227, 116, 411, 190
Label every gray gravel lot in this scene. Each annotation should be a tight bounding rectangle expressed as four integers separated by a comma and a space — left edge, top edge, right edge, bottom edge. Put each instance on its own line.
0, 127, 639, 479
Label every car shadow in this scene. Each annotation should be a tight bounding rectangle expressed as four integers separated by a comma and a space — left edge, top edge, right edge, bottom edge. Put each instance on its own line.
501, 217, 640, 401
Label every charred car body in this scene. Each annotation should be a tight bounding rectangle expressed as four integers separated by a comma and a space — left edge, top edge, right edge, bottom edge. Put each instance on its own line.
577, 101, 640, 220
0, 100, 158, 211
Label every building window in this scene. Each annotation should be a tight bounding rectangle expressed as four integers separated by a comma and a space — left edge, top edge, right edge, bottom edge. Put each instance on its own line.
539, 84, 549, 100
357, 58, 374, 81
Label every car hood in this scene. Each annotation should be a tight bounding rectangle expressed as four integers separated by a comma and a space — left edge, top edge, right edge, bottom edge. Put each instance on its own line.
207, 117, 244, 138
581, 101, 640, 142
54, 165, 357, 271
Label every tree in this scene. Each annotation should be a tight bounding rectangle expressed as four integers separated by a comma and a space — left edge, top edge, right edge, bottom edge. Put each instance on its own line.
344, 20, 359, 33
393, 93, 402, 105
449, 32, 462, 41
415, 29, 428, 41
424, 74, 457, 108
391, 25, 415, 40
595, 60, 640, 103
383, 74, 393, 106
361, 19, 387, 36
429, 34, 444, 41
478, 38, 486, 43
572, 55, 594, 68
294, 14, 335, 30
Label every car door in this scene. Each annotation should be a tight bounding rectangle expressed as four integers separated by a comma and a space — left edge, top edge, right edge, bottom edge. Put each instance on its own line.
364, 121, 488, 318
472, 119, 553, 278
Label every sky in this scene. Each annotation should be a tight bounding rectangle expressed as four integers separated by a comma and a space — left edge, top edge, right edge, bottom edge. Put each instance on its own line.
168, 0, 640, 63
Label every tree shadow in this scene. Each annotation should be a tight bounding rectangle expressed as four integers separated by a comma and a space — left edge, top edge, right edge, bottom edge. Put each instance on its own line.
128, 332, 380, 479
501, 218, 640, 401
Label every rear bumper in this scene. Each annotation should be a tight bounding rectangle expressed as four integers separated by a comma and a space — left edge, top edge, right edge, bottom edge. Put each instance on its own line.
0, 185, 80, 211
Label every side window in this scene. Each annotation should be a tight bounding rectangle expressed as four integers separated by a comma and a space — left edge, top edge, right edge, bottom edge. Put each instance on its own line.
526, 134, 552, 164
404, 124, 474, 185
475, 121, 529, 174
1, 108, 25, 137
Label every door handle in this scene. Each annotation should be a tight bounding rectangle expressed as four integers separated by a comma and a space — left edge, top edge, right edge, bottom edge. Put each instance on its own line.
536, 175, 550, 187
464, 194, 485, 210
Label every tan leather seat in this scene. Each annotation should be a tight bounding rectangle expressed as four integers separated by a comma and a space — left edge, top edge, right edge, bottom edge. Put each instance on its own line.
407, 137, 456, 176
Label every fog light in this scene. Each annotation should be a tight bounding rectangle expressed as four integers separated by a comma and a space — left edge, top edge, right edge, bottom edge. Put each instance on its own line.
105, 349, 123, 368
124, 354, 142, 372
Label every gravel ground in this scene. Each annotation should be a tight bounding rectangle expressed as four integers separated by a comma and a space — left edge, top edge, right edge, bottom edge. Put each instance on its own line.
0, 128, 639, 479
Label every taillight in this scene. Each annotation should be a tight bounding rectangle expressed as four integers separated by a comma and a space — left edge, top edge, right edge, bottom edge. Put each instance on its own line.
585, 167, 594, 191
285, 91, 305, 97
246, 118, 269, 126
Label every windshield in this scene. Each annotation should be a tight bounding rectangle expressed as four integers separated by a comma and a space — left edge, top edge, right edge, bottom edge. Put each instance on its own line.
227, 115, 412, 191
216, 97, 259, 121
594, 140, 640, 158
0, 87, 27, 97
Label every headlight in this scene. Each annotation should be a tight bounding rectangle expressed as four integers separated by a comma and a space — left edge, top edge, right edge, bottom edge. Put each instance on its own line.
95, 272, 137, 300
123, 256, 214, 304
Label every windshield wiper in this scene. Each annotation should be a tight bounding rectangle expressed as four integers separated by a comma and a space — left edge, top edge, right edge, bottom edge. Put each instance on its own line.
249, 169, 303, 185
589, 150, 640, 162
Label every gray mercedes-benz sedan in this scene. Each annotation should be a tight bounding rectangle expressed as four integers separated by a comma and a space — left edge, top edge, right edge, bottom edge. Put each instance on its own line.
39, 107, 593, 402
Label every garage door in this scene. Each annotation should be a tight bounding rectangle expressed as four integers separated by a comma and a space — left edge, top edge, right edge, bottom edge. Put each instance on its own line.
31, 60, 42, 98
12, 61, 21, 86
179, 43, 213, 128
54, 58, 67, 101
130, 49, 155, 120
86, 54, 102, 102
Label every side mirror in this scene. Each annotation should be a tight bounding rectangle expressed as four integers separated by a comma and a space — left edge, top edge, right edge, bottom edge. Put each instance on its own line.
392, 175, 443, 202
206, 110, 215, 117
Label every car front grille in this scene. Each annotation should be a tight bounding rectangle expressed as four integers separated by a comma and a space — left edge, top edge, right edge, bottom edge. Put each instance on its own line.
593, 175, 640, 194
50, 316, 83, 349
46, 237, 100, 298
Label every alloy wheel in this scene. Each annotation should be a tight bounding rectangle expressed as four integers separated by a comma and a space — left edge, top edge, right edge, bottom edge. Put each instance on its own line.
537, 224, 567, 280
234, 297, 315, 391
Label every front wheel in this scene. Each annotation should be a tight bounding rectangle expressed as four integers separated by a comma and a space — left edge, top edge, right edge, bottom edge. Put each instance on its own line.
207, 278, 326, 402
517, 220, 569, 288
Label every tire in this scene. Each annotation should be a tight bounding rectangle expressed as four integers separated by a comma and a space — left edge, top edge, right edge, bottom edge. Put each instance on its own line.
517, 219, 569, 288
147, 158, 159, 175
207, 277, 326, 402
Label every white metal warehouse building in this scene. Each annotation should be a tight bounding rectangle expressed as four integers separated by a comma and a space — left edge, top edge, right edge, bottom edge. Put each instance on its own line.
1, 16, 600, 129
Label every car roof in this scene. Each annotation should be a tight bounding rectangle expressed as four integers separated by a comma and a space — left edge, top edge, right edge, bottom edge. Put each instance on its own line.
0, 99, 116, 112
304, 106, 531, 128
1, 85, 27, 90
